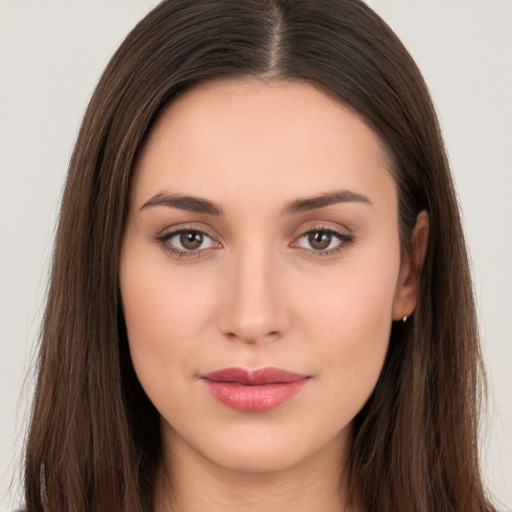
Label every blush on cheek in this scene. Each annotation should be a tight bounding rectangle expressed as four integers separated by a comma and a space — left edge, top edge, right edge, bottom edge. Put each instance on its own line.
121, 254, 173, 336
317, 276, 394, 392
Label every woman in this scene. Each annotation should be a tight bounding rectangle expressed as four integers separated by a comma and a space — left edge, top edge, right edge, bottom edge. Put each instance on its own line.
21, 1, 496, 511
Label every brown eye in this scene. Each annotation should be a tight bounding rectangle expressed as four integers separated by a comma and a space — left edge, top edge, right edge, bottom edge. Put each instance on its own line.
307, 231, 332, 251
158, 229, 219, 255
180, 231, 204, 250
294, 228, 353, 255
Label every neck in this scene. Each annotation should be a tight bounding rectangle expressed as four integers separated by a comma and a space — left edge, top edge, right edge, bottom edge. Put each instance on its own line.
153, 429, 359, 512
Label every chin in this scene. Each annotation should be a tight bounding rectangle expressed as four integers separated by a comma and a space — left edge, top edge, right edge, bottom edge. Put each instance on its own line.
163, 413, 350, 477
205, 443, 307, 474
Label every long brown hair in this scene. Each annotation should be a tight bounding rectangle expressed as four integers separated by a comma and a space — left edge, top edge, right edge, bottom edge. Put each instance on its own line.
23, 1, 495, 511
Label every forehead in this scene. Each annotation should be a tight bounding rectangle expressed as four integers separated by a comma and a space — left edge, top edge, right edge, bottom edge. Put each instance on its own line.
133, 78, 395, 212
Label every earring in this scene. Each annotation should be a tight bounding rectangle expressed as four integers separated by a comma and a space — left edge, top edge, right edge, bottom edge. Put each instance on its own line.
402, 315, 408, 322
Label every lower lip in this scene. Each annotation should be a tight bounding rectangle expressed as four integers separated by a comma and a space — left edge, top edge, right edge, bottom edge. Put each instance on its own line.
201, 379, 308, 412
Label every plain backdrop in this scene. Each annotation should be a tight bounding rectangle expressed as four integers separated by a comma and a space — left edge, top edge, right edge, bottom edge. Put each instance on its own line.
1, 1, 511, 510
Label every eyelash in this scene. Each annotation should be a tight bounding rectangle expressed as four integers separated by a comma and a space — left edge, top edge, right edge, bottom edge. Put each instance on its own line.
293, 226, 355, 257
155, 227, 218, 259
155, 225, 354, 259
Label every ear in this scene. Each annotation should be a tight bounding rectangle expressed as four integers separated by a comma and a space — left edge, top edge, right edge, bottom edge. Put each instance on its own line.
392, 210, 429, 321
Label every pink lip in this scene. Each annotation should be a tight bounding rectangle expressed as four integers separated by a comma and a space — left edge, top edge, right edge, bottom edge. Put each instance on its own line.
200, 367, 310, 412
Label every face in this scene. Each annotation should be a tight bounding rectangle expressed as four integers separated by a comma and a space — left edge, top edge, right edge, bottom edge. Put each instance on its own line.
120, 79, 415, 476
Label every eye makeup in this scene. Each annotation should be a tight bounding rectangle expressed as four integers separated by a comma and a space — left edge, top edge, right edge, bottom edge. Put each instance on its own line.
154, 221, 355, 260
155, 225, 222, 258
292, 225, 355, 257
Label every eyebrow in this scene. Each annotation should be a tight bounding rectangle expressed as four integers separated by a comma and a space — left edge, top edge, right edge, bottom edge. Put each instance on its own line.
282, 190, 372, 214
140, 192, 224, 215
139, 189, 371, 216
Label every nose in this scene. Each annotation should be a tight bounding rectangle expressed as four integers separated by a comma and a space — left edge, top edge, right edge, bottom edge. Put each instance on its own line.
217, 246, 290, 344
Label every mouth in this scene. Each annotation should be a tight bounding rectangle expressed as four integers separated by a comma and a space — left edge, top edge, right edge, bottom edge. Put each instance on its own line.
200, 367, 310, 412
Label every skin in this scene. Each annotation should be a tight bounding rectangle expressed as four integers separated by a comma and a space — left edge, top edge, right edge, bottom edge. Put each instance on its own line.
119, 78, 428, 512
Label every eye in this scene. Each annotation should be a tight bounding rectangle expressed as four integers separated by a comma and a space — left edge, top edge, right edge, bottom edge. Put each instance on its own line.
157, 228, 220, 256
294, 228, 353, 255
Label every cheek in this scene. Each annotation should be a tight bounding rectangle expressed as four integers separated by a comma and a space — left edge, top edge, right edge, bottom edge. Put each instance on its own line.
120, 228, 216, 348
122, 272, 199, 346
119, 246, 207, 409
298, 244, 400, 411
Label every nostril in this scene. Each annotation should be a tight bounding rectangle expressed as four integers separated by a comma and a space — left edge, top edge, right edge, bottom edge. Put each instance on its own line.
222, 326, 284, 345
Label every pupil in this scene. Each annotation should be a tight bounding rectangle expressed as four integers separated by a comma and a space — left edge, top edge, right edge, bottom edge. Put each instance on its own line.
309, 231, 331, 250
180, 231, 203, 250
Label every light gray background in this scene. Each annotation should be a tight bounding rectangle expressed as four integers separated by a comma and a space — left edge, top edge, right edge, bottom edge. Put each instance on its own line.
1, 1, 511, 510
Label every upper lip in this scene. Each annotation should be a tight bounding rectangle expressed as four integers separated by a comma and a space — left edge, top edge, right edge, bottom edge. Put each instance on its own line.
201, 367, 309, 385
